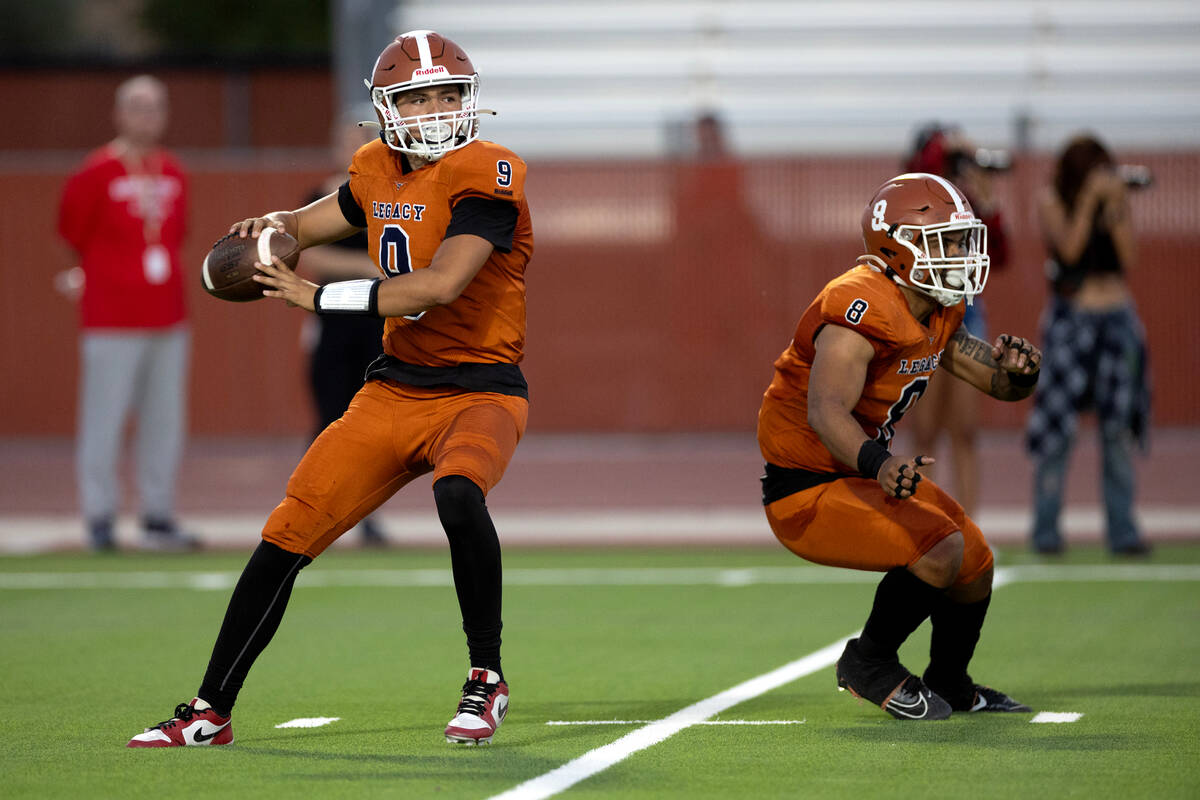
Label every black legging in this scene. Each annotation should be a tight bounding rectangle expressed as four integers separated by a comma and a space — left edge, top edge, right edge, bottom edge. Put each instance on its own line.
196, 475, 505, 713
434, 475, 504, 678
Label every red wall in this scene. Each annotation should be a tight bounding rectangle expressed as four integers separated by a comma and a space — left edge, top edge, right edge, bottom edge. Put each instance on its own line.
3, 68, 1195, 435
6, 152, 1196, 436
0, 68, 331, 150
519, 153, 1199, 433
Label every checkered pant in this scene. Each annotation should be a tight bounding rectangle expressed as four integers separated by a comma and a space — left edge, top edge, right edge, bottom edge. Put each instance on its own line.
1025, 299, 1150, 460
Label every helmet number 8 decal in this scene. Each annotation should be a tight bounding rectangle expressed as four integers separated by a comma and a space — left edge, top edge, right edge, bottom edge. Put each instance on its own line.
379, 224, 424, 321
870, 199, 889, 231
845, 298, 869, 325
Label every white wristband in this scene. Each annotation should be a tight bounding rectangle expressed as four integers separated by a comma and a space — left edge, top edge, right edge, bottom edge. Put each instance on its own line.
314, 279, 381, 316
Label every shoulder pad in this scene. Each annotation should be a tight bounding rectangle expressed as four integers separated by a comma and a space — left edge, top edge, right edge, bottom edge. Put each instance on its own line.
348, 139, 393, 179
819, 269, 904, 344
446, 141, 526, 204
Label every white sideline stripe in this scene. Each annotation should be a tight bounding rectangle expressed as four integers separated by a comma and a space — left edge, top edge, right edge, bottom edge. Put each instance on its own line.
546, 719, 805, 726
3, 504, 1199, 553
487, 637, 851, 800
274, 717, 340, 729
1031, 712, 1084, 724
1, 563, 1198, 591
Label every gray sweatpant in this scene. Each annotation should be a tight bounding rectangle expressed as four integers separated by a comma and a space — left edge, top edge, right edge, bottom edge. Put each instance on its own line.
77, 326, 190, 523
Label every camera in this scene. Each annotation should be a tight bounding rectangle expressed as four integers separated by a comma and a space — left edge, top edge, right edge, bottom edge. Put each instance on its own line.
1117, 164, 1154, 189
949, 148, 1012, 174
972, 148, 1012, 171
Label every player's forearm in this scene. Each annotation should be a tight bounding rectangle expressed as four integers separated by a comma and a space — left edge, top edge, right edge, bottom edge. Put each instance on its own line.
375, 269, 460, 317
283, 196, 361, 249
808, 400, 873, 470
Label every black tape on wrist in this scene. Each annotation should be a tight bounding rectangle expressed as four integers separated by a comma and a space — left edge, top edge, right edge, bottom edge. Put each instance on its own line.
857, 440, 892, 479
1009, 369, 1040, 388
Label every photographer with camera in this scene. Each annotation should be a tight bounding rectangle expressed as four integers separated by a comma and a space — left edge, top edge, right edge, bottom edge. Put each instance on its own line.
1026, 133, 1152, 556
902, 123, 1011, 519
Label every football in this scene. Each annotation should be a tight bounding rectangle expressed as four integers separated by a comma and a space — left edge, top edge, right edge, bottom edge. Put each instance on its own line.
201, 228, 301, 302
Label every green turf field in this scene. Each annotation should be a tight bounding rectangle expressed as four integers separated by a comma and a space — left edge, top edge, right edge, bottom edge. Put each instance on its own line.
2, 544, 1198, 799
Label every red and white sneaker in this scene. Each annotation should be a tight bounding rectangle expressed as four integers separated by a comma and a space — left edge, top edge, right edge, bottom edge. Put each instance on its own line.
127, 699, 233, 748
444, 668, 509, 745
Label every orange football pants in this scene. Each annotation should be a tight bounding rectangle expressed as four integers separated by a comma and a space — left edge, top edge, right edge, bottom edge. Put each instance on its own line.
262, 379, 528, 558
764, 476, 993, 587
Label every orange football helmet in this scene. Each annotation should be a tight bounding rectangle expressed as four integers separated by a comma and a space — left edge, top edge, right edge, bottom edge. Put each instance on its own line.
857, 172, 990, 306
366, 30, 482, 160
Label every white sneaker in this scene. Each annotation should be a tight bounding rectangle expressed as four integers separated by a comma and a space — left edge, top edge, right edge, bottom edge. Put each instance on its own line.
444, 668, 508, 745
127, 698, 233, 747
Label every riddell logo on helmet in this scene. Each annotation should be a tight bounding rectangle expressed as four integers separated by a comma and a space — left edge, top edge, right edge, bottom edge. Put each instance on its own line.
951, 211, 973, 222
414, 66, 450, 78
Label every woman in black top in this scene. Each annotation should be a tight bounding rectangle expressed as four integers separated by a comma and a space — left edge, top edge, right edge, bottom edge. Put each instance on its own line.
1026, 134, 1151, 555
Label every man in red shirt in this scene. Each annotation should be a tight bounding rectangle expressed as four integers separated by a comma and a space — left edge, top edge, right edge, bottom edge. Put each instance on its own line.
58, 75, 197, 552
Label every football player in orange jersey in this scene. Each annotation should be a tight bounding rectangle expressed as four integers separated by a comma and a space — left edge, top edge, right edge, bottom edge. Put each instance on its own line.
129, 31, 530, 749
757, 173, 1041, 720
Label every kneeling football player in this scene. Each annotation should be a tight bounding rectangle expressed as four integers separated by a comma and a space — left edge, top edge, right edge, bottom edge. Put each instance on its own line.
129, 30, 530, 747
757, 172, 1038, 719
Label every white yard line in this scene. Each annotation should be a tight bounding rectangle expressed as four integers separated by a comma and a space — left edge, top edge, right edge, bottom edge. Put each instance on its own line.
545, 720, 805, 726
274, 717, 340, 729
1031, 712, 1084, 723
487, 637, 852, 800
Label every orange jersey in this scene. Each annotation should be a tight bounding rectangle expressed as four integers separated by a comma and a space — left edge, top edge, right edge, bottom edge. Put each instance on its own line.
347, 138, 534, 367
758, 265, 965, 473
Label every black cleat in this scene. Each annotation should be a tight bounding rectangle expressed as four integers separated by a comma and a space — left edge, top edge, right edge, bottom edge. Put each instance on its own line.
836, 638, 951, 721
969, 685, 1032, 712
924, 672, 1032, 713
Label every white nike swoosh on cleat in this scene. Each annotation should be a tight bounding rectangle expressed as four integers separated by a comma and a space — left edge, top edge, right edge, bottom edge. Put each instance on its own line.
970, 693, 988, 711
188, 721, 229, 744
888, 691, 930, 719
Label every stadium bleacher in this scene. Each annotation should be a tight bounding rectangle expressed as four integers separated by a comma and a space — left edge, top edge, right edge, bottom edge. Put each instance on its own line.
391, 0, 1200, 157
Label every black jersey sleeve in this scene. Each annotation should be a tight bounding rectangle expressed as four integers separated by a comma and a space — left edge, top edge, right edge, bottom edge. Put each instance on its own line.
337, 180, 368, 228
445, 196, 519, 253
